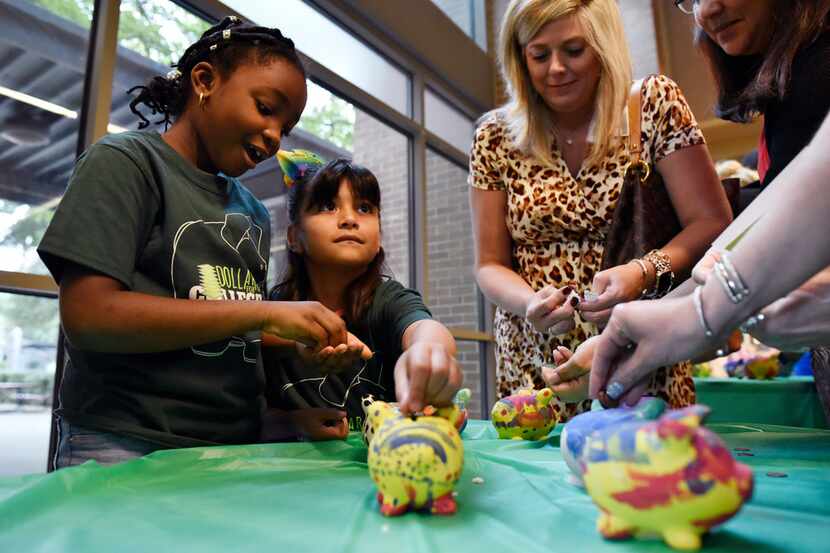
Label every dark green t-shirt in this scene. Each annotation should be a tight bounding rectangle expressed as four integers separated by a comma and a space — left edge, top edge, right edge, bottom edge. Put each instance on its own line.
267, 279, 431, 431
38, 131, 271, 448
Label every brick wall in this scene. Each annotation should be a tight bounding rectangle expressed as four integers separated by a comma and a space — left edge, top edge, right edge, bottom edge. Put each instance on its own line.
351, 110, 410, 286
426, 149, 482, 416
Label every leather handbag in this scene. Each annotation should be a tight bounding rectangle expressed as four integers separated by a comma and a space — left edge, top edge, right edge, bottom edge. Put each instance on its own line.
599, 78, 685, 284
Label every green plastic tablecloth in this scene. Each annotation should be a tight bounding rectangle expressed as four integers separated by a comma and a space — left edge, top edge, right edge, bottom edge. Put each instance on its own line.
1, 420, 829, 553
695, 377, 828, 428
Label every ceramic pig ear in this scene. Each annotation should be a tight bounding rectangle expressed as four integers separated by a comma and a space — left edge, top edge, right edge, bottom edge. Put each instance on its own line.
656, 404, 711, 440
361, 395, 376, 414
435, 404, 462, 426
536, 387, 555, 407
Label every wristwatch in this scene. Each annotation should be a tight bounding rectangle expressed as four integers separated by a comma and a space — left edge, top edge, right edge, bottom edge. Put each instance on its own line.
643, 249, 674, 298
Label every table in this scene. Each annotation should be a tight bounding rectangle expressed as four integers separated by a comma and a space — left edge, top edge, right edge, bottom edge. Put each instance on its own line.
695, 377, 827, 429
1, 420, 829, 552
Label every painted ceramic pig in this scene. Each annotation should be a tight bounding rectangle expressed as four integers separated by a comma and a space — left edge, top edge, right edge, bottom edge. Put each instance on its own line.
490, 387, 557, 440
561, 397, 666, 485
363, 396, 464, 516
361, 389, 471, 446
581, 405, 754, 551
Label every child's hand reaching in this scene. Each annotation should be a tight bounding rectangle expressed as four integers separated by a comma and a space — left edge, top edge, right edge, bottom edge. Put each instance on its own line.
295, 332, 373, 374
542, 336, 601, 403
394, 342, 462, 414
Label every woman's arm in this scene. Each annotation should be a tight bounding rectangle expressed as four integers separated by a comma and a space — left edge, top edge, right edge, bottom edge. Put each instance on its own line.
657, 143, 734, 277
471, 187, 575, 333
578, 144, 732, 324
60, 263, 349, 353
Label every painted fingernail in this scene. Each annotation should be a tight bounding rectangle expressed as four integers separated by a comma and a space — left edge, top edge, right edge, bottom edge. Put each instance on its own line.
561, 286, 573, 296
570, 297, 579, 307
606, 381, 624, 400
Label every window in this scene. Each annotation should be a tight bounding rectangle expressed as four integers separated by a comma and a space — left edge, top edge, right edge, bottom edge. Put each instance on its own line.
426, 148, 481, 415
0, 1, 95, 275
226, 0, 410, 115
0, 293, 59, 477
430, 0, 487, 51
425, 88, 475, 154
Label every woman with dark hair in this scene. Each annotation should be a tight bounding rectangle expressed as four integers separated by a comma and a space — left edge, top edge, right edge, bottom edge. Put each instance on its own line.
685, 0, 830, 185
264, 153, 461, 440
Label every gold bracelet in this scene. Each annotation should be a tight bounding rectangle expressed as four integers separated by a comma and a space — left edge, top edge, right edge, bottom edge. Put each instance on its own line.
630, 259, 649, 297
643, 249, 674, 298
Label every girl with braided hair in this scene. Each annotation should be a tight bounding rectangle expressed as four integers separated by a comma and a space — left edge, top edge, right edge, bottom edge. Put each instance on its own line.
38, 17, 367, 467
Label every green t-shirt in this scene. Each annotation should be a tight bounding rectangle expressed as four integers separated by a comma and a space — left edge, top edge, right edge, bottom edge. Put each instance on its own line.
38, 131, 271, 448
267, 279, 431, 431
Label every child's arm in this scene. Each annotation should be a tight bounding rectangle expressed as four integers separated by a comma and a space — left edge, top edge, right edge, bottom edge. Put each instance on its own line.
60, 263, 349, 353
394, 319, 463, 414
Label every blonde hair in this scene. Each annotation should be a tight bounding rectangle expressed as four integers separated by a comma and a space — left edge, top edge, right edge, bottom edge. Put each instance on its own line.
497, 0, 632, 168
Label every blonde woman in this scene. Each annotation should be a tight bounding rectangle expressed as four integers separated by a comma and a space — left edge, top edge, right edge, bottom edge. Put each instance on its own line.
470, 0, 732, 420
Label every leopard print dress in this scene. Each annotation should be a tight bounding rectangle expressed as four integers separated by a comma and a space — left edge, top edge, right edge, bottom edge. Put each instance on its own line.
469, 75, 699, 422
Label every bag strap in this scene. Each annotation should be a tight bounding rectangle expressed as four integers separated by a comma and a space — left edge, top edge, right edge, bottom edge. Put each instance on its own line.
627, 78, 650, 181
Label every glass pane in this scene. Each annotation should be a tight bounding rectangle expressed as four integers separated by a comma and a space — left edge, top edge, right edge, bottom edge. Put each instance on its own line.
0, 1, 92, 275
0, 292, 59, 477
430, 0, 487, 51
426, 149, 480, 406
225, 0, 410, 115
109, 1, 211, 132
425, 88, 475, 154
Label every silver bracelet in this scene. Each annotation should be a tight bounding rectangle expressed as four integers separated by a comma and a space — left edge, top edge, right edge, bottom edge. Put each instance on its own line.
739, 312, 766, 333
693, 285, 714, 338
714, 252, 749, 303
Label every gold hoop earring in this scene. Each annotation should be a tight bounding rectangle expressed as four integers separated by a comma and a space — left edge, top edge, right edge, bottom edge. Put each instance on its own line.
198, 92, 206, 109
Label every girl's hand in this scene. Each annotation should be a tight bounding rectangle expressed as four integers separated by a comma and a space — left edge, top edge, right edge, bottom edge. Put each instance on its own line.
261, 408, 349, 441
292, 408, 349, 441
525, 285, 578, 335
262, 301, 348, 351
394, 342, 462, 414
295, 332, 373, 374
750, 266, 830, 351
579, 263, 648, 327
542, 342, 591, 403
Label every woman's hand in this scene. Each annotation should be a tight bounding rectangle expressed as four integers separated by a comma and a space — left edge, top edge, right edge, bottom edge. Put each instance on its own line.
750, 266, 830, 351
295, 332, 373, 374
692, 248, 721, 285
394, 342, 462, 414
525, 285, 578, 335
542, 337, 600, 403
578, 263, 648, 326
591, 296, 717, 406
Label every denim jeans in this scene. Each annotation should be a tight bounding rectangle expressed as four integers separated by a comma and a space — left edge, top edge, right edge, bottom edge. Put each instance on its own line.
54, 417, 163, 469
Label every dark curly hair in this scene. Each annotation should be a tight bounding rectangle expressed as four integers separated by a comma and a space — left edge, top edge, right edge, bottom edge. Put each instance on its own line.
128, 16, 305, 129
270, 159, 388, 325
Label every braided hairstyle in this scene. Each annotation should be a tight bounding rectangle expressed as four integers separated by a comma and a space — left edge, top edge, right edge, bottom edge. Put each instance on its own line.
128, 16, 305, 129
